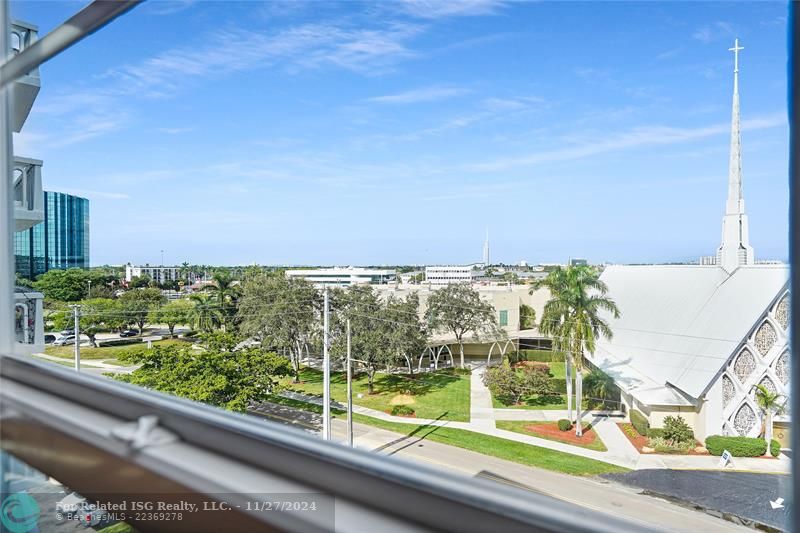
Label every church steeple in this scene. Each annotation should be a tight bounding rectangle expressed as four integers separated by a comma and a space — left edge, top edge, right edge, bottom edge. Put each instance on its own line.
717, 38, 754, 272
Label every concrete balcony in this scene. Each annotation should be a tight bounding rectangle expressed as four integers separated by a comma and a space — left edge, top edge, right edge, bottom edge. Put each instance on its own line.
10, 20, 40, 133
13, 156, 43, 231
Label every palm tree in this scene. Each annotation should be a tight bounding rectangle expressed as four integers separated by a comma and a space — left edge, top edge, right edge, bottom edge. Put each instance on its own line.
583, 368, 615, 409
537, 265, 619, 436
188, 293, 222, 332
205, 271, 240, 330
754, 384, 783, 454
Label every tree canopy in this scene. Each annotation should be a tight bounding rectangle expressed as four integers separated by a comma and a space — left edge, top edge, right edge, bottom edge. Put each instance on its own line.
117, 288, 165, 334
115, 334, 292, 412
33, 268, 114, 302
425, 283, 498, 368
238, 273, 319, 382
149, 299, 194, 337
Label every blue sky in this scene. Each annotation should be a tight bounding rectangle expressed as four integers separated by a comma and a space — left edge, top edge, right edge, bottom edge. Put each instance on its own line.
12, 1, 789, 266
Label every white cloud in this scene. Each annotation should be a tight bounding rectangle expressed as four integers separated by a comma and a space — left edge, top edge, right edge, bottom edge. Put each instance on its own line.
692, 21, 735, 43
367, 86, 469, 104
396, 0, 507, 18
465, 113, 786, 172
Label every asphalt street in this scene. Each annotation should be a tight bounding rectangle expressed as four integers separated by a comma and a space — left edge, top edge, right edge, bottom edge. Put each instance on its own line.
603, 469, 791, 531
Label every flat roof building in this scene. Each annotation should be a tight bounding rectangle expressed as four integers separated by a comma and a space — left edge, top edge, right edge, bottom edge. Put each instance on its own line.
285, 267, 395, 288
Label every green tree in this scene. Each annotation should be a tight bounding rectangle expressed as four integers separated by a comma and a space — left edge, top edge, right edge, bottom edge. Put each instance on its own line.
583, 368, 616, 408
331, 286, 393, 394
425, 284, 498, 368
385, 293, 427, 375
519, 303, 537, 330
205, 271, 241, 330
238, 274, 319, 382
115, 341, 291, 412
129, 275, 151, 289
538, 265, 619, 436
34, 269, 89, 301
149, 299, 194, 337
118, 288, 165, 335
754, 384, 784, 453
52, 298, 123, 347
188, 293, 223, 332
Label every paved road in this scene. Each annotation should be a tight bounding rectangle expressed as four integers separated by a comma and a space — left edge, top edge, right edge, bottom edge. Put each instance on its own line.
603, 470, 791, 531
245, 399, 749, 531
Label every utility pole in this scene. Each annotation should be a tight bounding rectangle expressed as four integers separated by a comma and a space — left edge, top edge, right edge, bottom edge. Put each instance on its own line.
347, 318, 353, 447
87, 279, 91, 297
322, 287, 330, 440
69, 304, 80, 371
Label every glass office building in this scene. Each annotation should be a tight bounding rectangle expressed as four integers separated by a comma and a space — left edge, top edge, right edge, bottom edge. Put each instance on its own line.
14, 191, 89, 279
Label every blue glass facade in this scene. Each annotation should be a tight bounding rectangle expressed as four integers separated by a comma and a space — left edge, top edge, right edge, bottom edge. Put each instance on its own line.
15, 191, 89, 279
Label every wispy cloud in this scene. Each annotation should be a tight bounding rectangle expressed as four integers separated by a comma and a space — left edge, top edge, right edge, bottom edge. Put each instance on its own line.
158, 127, 194, 135
367, 86, 469, 104
465, 113, 786, 172
145, 0, 196, 16
395, 0, 507, 19
692, 21, 735, 43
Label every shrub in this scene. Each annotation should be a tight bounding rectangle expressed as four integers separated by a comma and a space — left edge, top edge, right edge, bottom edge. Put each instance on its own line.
485, 364, 554, 405
390, 405, 415, 416
705, 435, 767, 457
557, 419, 572, 431
647, 428, 665, 438
770, 439, 781, 457
648, 436, 693, 454
662, 415, 694, 444
98, 338, 143, 347
630, 410, 649, 436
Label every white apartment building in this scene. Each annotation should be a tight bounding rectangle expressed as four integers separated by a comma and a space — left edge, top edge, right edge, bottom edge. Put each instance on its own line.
424, 265, 484, 285
125, 263, 180, 284
285, 267, 396, 288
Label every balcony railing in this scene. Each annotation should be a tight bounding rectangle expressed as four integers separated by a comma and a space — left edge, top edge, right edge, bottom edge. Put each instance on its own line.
12, 156, 43, 231
9, 20, 39, 133
0, 354, 647, 533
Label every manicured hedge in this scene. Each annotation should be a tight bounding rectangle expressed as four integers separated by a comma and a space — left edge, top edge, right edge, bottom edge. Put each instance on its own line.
390, 405, 415, 416
557, 419, 572, 431
647, 428, 665, 438
771, 439, 781, 457
98, 338, 143, 348
521, 350, 559, 362
705, 435, 767, 457
630, 410, 649, 437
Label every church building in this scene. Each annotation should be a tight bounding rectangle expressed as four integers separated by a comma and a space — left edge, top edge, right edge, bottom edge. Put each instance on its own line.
586, 40, 790, 445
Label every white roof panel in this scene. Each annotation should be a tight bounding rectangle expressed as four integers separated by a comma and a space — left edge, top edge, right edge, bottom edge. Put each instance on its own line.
588, 264, 788, 403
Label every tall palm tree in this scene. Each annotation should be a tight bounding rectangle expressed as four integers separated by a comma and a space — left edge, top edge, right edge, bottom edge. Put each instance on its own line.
188, 293, 222, 332
205, 271, 240, 330
754, 384, 783, 454
538, 265, 619, 436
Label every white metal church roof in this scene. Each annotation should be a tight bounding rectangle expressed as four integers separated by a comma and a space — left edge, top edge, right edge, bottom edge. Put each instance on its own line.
588, 264, 789, 405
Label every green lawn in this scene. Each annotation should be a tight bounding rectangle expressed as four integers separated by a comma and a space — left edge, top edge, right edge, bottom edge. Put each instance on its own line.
283, 367, 471, 422
492, 393, 590, 410
44, 339, 184, 360
495, 420, 607, 451
32, 355, 73, 367
348, 414, 626, 476
547, 361, 565, 379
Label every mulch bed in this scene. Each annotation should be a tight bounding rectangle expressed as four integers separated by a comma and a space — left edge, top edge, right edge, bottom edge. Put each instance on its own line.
523, 421, 600, 447
385, 410, 416, 418
512, 361, 551, 372
617, 423, 709, 455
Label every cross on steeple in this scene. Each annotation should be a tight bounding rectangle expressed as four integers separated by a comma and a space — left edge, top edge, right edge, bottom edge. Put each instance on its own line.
729, 38, 744, 74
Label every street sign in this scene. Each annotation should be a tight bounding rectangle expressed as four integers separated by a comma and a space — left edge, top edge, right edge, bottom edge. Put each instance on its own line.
719, 449, 733, 468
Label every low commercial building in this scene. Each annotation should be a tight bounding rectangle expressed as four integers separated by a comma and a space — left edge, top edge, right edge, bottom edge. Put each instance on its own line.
424, 265, 484, 285
285, 267, 395, 288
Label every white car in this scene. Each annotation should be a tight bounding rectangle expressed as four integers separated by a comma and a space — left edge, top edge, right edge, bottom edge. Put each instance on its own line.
53, 334, 76, 346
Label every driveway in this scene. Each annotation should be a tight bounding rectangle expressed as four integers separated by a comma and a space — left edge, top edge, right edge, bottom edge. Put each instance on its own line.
603, 469, 791, 531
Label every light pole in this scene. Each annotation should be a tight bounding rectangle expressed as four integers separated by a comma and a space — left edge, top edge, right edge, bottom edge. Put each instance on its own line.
87, 279, 91, 297
322, 286, 331, 440
69, 304, 80, 371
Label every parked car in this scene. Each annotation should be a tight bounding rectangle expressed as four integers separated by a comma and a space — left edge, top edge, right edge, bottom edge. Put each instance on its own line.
59, 329, 74, 336
53, 335, 75, 346
44, 334, 56, 344
119, 329, 138, 337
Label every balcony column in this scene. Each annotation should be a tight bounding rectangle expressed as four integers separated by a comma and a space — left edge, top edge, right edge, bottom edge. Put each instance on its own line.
0, 2, 14, 353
